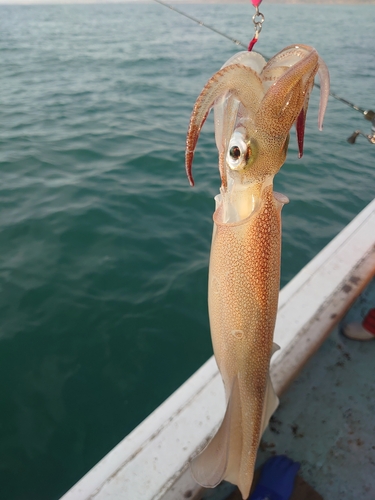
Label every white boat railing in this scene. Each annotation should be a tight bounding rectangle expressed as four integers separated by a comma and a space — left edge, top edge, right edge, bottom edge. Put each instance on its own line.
60, 198, 375, 500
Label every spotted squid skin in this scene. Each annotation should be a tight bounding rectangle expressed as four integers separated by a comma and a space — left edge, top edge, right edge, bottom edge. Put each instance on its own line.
192, 184, 284, 498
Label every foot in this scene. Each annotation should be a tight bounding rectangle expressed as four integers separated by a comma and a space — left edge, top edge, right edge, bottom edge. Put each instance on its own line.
342, 308, 375, 341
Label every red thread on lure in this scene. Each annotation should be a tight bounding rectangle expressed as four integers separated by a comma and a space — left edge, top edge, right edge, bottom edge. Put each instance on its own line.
248, 34, 258, 51
296, 108, 306, 158
251, 0, 262, 6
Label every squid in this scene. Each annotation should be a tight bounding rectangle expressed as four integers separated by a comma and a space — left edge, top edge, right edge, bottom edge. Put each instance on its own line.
185, 45, 329, 499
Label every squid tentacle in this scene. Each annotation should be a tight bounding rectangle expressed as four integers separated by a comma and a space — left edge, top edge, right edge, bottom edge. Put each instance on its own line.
256, 49, 319, 136
185, 64, 263, 186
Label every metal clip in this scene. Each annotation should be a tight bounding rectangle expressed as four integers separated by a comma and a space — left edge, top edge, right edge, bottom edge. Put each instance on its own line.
252, 6, 265, 35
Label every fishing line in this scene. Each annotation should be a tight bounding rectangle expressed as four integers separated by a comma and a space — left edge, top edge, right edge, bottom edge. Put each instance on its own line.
153, 0, 248, 50
153, 0, 373, 122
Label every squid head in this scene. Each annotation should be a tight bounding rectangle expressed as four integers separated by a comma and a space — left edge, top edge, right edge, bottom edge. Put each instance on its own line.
186, 44, 330, 189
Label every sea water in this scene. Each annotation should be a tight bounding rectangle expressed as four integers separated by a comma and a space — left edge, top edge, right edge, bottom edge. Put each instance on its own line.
0, 3, 374, 499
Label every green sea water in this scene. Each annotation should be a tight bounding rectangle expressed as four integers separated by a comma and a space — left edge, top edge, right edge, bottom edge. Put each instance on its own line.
0, 3, 374, 499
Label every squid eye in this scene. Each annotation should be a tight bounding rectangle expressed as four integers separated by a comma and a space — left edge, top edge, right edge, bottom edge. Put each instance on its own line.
229, 146, 241, 160
227, 131, 250, 171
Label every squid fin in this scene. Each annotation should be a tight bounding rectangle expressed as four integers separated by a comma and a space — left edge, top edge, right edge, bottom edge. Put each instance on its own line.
260, 374, 279, 436
191, 344, 279, 494
190, 376, 241, 488
260, 343, 280, 435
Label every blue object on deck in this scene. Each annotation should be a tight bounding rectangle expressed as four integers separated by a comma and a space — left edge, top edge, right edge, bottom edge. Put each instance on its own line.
249, 455, 300, 500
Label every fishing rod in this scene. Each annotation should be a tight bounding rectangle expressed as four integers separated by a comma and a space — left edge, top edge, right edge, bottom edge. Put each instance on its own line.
153, 0, 375, 144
